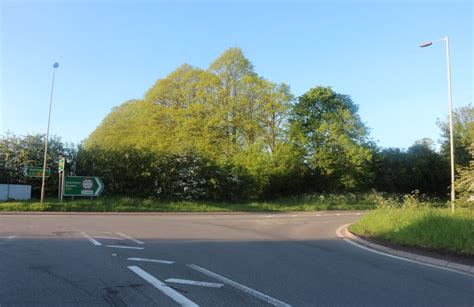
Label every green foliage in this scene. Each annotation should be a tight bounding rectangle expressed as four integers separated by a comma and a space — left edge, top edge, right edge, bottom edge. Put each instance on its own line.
373, 139, 449, 196
83, 48, 297, 199
2, 49, 464, 202
350, 207, 474, 256
368, 190, 445, 209
0, 132, 76, 197
0, 193, 378, 212
76, 146, 256, 201
437, 104, 474, 167
289, 86, 373, 190
455, 144, 473, 207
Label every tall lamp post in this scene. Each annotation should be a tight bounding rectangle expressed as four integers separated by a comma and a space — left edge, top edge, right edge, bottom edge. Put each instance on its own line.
40, 62, 59, 206
420, 36, 455, 213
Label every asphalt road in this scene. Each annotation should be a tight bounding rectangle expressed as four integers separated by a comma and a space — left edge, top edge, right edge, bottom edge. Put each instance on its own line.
0, 212, 472, 306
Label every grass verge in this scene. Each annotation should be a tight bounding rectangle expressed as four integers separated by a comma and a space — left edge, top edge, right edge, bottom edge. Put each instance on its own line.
0, 194, 376, 212
349, 208, 474, 256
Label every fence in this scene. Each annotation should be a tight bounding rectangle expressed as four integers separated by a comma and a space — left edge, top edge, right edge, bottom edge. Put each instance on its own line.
0, 184, 32, 201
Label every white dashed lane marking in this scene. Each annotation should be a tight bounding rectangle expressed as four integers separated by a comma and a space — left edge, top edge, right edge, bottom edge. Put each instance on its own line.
165, 278, 224, 288
116, 232, 144, 244
128, 266, 198, 307
94, 236, 125, 240
106, 245, 144, 250
81, 232, 102, 246
127, 257, 174, 264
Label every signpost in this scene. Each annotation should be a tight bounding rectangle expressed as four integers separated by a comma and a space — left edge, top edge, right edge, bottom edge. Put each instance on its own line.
63, 176, 104, 197
23, 167, 51, 178
58, 158, 65, 201
58, 158, 65, 172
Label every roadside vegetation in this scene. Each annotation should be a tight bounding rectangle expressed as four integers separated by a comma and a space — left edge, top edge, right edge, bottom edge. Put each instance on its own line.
350, 193, 474, 256
0, 193, 380, 212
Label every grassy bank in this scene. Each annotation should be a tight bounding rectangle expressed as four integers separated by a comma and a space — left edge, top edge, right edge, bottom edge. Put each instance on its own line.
350, 208, 474, 256
0, 194, 377, 212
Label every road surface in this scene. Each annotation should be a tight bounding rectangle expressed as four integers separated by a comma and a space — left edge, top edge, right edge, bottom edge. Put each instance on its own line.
0, 212, 472, 306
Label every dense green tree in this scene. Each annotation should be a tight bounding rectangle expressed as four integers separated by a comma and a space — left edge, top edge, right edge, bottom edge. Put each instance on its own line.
437, 104, 474, 167
0, 133, 74, 197
84, 48, 294, 198
455, 144, 473, 206
76, 146, 256, 200
289, 86, 373, 190
372, 139, 449, 195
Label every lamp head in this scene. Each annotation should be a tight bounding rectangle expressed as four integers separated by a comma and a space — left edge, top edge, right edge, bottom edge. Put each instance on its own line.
53, 62, 59, 68
419, 42, 433, 48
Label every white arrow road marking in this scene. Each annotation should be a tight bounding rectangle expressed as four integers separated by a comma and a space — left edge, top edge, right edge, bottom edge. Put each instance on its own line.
127, 257, 174, 264
116, 232, 144, 244
128, 266, 198, 307
188, 264, 291, 307
81, 232, 102, 246
165, 278, 224, 288
106, 245, 144, 250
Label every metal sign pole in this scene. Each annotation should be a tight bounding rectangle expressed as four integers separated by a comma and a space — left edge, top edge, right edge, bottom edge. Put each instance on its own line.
60, 172, 65, 202
58, 171, 62, 201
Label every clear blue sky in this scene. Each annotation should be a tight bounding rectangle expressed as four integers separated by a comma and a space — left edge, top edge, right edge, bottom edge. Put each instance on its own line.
1, 0, 472, 149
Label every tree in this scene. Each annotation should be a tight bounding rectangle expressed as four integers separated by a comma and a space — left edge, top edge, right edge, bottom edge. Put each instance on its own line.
83, 48, 296, 199
406, 139, 449, 195
455, 144, 473, 206
0, 133, 75, 197
372, 139, 449, 195
289, 86, 373, 190
437, 104, 474, 167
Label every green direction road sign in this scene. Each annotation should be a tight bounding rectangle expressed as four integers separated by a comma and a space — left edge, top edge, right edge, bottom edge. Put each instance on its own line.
23, 167, 51, 178
58, 158, 65, 172
63, 176, 104, 197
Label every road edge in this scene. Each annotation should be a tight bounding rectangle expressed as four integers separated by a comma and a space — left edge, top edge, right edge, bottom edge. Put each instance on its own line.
336, 223, 474, 277
0, 210, 365, 216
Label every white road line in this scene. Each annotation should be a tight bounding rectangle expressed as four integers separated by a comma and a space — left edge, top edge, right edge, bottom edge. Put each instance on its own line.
116, 232, 144, 244
128, 266, 198, 307
94, 236, 125, 240
165, 278, 224, 288
127, 257, 174, 264
335, 224, 473, 277
106, 245, 144, 250
316, 214, 321, 216
7, 236, 16, 240
291, 214, 298, 217
81, 232, 102, 246
187, 264, 291, 307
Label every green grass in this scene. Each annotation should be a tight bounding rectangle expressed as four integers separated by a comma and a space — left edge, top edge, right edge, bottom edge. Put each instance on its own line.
0, 194, 377, 212
350, 208, 474, 256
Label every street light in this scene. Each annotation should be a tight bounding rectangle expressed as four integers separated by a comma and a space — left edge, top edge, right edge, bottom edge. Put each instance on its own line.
420, 36, 455, 213
40, 62, 59, 206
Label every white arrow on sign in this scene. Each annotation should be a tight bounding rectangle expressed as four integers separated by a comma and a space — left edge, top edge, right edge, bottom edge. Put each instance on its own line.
94, 177, 104, 196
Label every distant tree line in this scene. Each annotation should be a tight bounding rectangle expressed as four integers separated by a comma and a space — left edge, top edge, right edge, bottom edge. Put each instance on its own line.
1, 48, 472, 201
